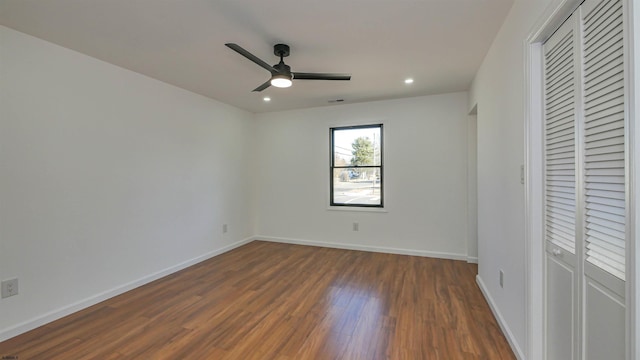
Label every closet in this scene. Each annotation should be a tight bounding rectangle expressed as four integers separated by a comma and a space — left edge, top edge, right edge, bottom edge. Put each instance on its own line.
543, 0, 627, 358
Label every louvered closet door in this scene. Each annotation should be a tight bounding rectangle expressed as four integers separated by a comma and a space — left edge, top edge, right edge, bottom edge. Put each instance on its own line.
581, 0, 626, 357
543, 0, 627, 358
543, 12, 579, 360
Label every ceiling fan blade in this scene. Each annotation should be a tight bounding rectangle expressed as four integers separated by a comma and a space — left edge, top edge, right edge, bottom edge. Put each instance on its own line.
252, 80, 272, 92
225, 43, 275, 73
292, 72, 351, 81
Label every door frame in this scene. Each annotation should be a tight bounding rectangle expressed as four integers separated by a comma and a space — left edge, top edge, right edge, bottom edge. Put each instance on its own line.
524, 0, 639, 359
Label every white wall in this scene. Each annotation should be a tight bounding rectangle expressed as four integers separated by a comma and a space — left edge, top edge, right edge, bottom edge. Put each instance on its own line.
467, 113, 478, 262
469, 0, 554, 357
0, 26, 255, 340
253, 92, 472, 259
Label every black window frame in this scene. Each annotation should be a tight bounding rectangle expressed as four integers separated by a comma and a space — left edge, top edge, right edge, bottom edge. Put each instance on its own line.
330, 124, 384, 208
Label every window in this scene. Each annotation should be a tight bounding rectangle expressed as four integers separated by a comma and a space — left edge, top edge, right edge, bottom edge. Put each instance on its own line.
330, 124, 383, 207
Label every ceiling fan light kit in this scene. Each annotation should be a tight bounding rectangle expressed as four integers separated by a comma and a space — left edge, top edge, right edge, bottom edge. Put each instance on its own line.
225, 43, 351, 92
270, 73, 292, 88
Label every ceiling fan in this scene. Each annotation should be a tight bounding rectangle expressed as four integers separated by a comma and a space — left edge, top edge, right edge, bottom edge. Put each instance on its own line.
225, 43, 351, 92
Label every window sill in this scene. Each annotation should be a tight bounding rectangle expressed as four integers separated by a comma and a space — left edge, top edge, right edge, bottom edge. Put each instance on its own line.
327, 206, 388, 213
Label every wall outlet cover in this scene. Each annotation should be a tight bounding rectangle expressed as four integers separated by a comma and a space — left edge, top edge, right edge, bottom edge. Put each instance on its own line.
1, 278, 19, 298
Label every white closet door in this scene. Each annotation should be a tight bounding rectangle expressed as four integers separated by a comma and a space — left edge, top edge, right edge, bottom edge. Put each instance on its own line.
581, 0, 626, 357
543, 12, 579, 360
543, 0, 628, 357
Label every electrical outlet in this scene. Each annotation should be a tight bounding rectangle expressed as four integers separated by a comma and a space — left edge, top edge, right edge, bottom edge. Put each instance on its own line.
223, 224, 228, 234
499, 270, 504, 288
353, 222, 359, 231
1, 278, 19, 298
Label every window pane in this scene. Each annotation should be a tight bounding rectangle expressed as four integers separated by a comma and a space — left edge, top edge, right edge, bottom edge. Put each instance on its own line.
332, 167, 381, 206
333, 127, 381, 167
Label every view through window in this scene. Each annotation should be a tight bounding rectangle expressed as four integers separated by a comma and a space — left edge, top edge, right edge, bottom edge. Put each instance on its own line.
330, 124, 383, 207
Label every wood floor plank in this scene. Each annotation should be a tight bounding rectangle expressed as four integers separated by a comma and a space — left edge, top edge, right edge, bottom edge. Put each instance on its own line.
0, 241, 515, 359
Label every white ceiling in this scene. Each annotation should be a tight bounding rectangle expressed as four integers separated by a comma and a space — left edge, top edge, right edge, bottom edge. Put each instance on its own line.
0, 0, 514, 113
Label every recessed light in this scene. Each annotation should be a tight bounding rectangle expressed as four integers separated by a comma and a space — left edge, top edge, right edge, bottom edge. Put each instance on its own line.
404, 78, 414, 84
263, 97, 271, 102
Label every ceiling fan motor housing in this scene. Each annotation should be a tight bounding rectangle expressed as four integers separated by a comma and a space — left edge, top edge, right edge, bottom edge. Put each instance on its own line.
274, 44, 290, 57
273, 62, 291, 75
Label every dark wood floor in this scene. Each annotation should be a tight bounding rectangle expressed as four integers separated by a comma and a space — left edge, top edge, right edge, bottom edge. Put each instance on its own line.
0, 241, 515, 359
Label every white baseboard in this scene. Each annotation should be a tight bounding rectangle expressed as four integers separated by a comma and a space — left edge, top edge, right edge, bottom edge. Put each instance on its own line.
0, 236, 254, 342
257, 235, 468, 261
467, 256, 479, 264
476, 275, 525, 360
